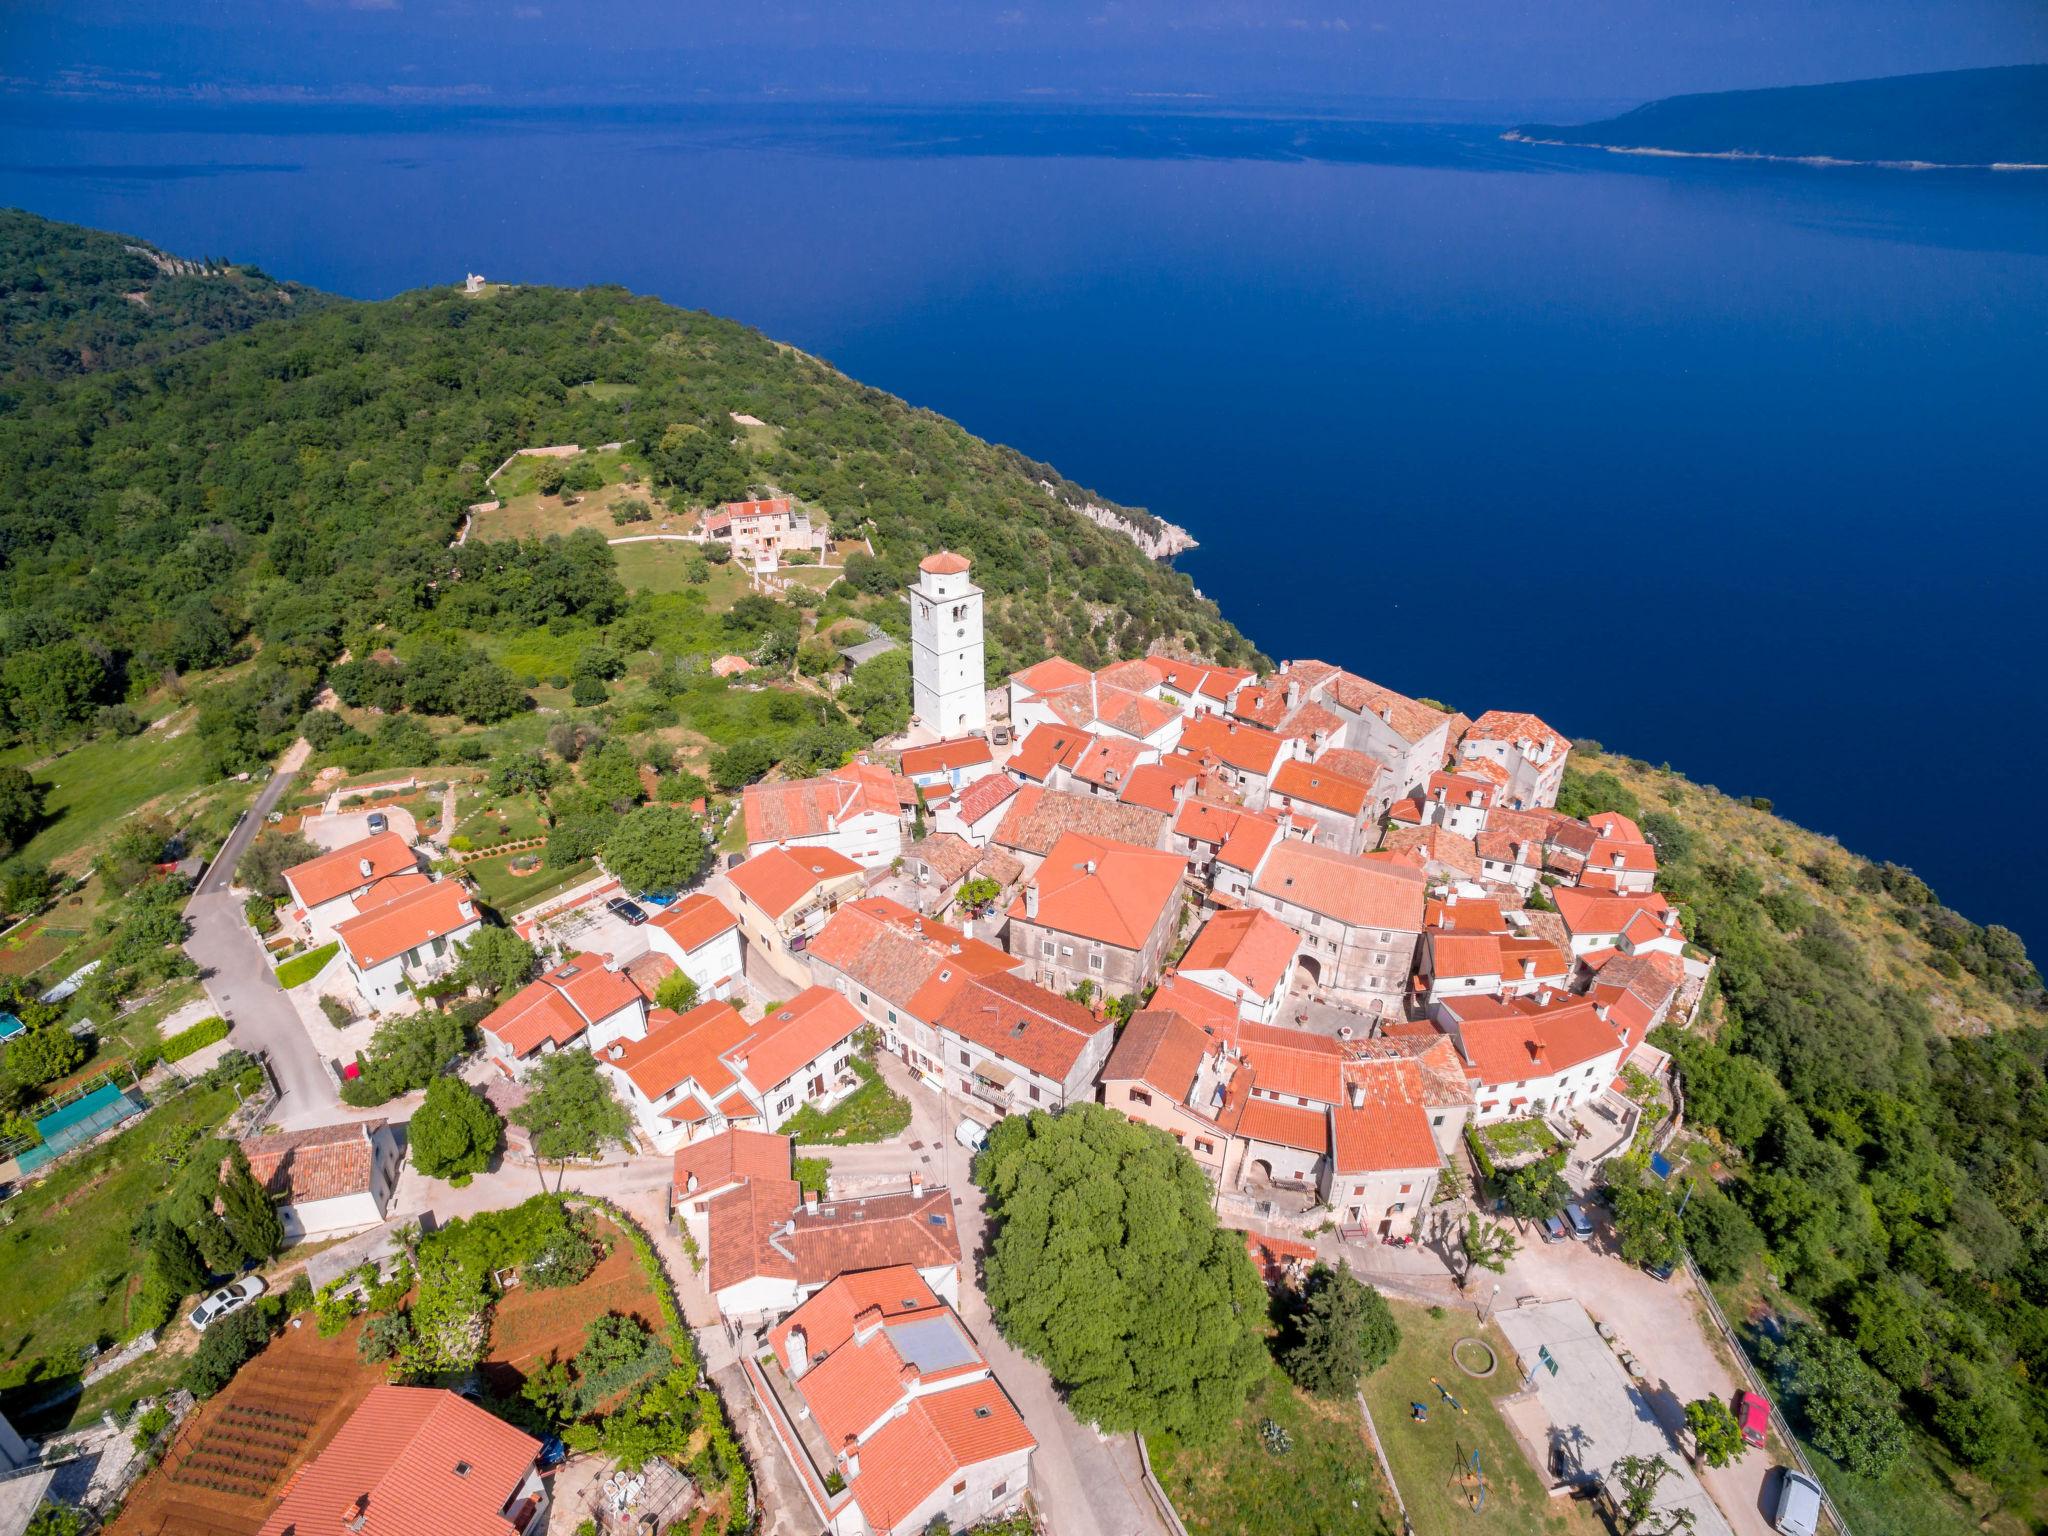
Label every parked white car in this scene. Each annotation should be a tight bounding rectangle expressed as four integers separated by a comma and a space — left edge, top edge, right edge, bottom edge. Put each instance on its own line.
189, 1274, 267, 1332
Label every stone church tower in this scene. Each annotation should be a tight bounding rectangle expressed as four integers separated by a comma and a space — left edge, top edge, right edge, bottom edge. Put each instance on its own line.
909, 550, 987, 737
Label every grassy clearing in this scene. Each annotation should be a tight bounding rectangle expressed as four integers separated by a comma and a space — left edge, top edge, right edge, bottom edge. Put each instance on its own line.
488, 445, 636, 500
570, 381, 641, 401
1363, 1301, 1589, 1536
611, 538, 714, 596
452, 790, 547, 849
783, 1058, 912, 1146
1474, 1117, 1560, 1165
0, 1066, 258, 1404
1, 708, 220, 874
1147, 1359, 1397, 1536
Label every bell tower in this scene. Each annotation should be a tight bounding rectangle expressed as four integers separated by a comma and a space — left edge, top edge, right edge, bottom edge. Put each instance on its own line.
909, 550, 987, 737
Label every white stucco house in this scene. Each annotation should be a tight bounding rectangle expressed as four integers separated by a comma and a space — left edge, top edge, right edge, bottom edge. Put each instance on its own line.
241, 1120, 404, 1242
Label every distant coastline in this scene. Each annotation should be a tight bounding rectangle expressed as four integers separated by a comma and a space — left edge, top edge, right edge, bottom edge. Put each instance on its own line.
1500, 129, 2048, 173
1510, 64, 2048, 174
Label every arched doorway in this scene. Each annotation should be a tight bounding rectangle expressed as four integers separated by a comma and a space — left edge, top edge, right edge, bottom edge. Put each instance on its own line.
1291, 955, 1323, 994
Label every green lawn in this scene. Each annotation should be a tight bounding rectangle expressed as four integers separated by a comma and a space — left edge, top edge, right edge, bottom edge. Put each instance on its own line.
569, 381, 641, 401
783, 1058, 912, 1145
611, 538, 715, 596
1147, 1359, 1398, 1536
453, 791, 547, 849
1363, 1301, 1585, 1536
465, 853, 594, 916
0, 1066, 259, 1406
489, 444, 635, 499
274, 942, 339, 988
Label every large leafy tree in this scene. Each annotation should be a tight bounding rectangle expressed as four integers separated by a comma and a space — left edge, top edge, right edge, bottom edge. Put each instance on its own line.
219, 1145, 285, 1263
602, 805, 707, 896
1764, 1326, 1908, 1477
513, 1049, 633, 1192
977, 1105, 1266, 1440
455, 926, 539, 997
236, 830, 319, 900
1499, 1148, 1572, 1223
409, 1075, 503, 1182
0, 767, 48, 853
1280, 1263, 1400, 1399
1683, 1397, 1746, 1468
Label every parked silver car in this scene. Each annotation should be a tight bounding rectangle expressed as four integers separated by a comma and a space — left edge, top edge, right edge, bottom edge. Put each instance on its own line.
189, 1274, 267, 1332
1773, 1471, 1823, 1536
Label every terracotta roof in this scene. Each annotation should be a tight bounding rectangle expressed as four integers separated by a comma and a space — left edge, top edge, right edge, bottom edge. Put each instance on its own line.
602, 998, 754, 1102
807, 898, 1015, 1018
1252, 841, 1425, 931
283, 830, 420, 909
784, 1186, 962, 1284
1381, 824, 1481, 879
1422, 896, 1506, 932
1011, 831, 1184, 948
1428, 769, 1498, 807
919, 549, 973, 575
481, 951, 642, 1057
1231, 1020, 1345, 1103
1324, 673, 1448, 745
1271, 758, 1373, 818
907, 832, 980, 887
624, 950, 678, 1001
738, 986, 865, 1093
1243, 1230, 1318, 1285
254, 1384, 538, 1536
1458, 1000, 1624, 1084
1149, 971, 1244, 1031
770, 1265, 938, 1360
727, 844, 864, 920
674, 1128, 792, 1197
1103, 1008, 1213, 1100
712, 496, 794, 525
708, 1176, 803, 1292
1010, 657, 1093, 695
900, 736, 994, 777
1346, 1031, 1474, 1108
973, 845, 1023, 888
743, 763, 903, 846
1180, 908, 1300, 1000
1551, 886, 1673, 939
1180, 714, 1286, 775
653, 891, 740, 953
242, 1120, 382, 1203
1315, 747, 1389, 786
1430, 931, 1504, 979
1464, 710, 1567, 757
1010, 723, 1095, 784
992, 788, 1166, 858
335, 879, 477, 969
936, 973, 1108, 1082
349, 869, 434, 915
1235, 1097, 1329, 1154
1095, 657, 1167, 693
1073, 734, 1148, 792
1215, 810, 1284, 873
1145, 653, 1253, 702
950, 772, 1019, 828
1118, 757, 1206, 814
1331, 1059, 1439, 1173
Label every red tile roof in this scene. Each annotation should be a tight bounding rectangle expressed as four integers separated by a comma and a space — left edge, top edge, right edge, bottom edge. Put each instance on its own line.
602, 998, 754, 1102
737, 986, 865, 1093
1458, 1000, 1623, 1084
1145, 653, 1253, 702
783, 1185, 962, 1284
1073, 734, 1148, 792
1464, 710, 1567, 757
335, 879, 478, 969
242, 1120, 383, 1202
1010, 723, 1094, 785
900, 737, 994, 777
1102, 1007, 1213, 1100
744, 763, 904, 846
1271, 759, 1373, 818
1324, 673, 1448, 744
674, 1128, 792, 1197
950, 771, 1019, 827
1180, 908, 1299, 1000
1011, 831, 1185, 949
1235, 1097, 1329, 1154
1331, 1058, 1439, 1173
727, 844, 864, 920
1010, 657, 1093, 695
937, 972, 1108, 1082
652, 891, 740, 953
1551, 886, 1673, 939
1149, 972, 1243, 1031
920, 549, 973, 575
283, 830, 421, 910
1180, 714, 1286, 774
254, 1384, 538, 1536
1252, 841, 1425, 931
806, 898, 1015, 1020
480, 950, 642, 1057
992, 788, 1166, 858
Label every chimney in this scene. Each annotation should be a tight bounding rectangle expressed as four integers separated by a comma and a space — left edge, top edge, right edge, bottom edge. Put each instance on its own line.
1025, 885, 1040, 919
1081, 859, 1097, 876
602, 951, 619, 972
1595, 1003, 1611, 1022
804, 1190, 820, 1215
1380, 706, 1392, 723
1173, 779, 1190, 803
788, 1325, 810, 1375
911, 1171, 924, 1198
961, 917, 974, 942
1446, 890, 1459, 907
1522, 958, 1536, 980
1285, 679, 1301, 708
342, 1497, 369, 1532
458, 899, 477, 921
358, 857, 374, 879
844, 1449, 861, 1480
1349, 1083, 1364, 1109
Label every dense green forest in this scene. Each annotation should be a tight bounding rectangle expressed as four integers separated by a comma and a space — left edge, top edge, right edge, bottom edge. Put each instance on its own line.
0, 209, 335, 382
1566, 751, 2047, 1528
0, 213, 1256, 780
1514, 65, 2048, 166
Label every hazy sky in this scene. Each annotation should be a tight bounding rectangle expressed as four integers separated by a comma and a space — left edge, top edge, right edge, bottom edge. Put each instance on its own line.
3, 0, 2043, 109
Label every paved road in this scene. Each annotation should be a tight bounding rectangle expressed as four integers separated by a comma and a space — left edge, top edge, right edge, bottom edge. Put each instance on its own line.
184, 758, 341, 1128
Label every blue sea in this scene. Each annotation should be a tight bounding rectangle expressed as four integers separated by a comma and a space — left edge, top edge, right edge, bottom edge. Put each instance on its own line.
5, 101, 2046, 951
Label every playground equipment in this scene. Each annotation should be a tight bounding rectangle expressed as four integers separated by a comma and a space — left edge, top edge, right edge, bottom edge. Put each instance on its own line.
1430, 1376, 1468, 1415
1447, 1444, 1488, 1513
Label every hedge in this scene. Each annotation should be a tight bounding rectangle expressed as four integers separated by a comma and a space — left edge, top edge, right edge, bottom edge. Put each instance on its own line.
275, 942, 339, 988
161, 1015, 231, 1063
1464, 1123, 1498, 1182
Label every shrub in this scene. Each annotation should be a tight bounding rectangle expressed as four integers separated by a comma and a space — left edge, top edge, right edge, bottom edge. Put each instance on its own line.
160, 1015, 230, 1063
319, 994, 355, 1028
243, 891, 279, 935
185, 1304, 275, 1398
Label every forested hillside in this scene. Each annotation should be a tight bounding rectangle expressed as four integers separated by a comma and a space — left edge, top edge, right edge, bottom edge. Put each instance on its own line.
0, 209, 333, 382
0, 213, 1256, 775
1561, 748, 2048, 1531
